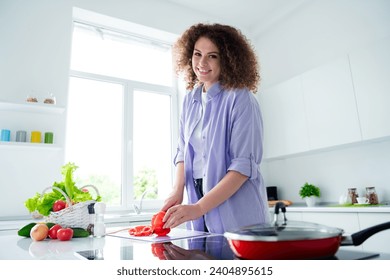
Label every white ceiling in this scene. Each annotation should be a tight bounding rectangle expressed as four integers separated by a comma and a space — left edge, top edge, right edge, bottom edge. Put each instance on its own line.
165, 0, 310, 36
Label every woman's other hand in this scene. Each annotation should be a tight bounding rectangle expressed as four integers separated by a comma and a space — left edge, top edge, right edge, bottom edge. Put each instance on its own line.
161, 190, 183, 212
162, 204, 203, 229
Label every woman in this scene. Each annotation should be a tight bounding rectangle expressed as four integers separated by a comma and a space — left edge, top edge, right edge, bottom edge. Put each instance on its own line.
162, 23, 270, 233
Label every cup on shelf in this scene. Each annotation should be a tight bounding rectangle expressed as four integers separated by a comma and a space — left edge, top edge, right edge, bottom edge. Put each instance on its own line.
30, 131, 42, 143
1, 129, 11, 142
44, 132, 54, 144
356, 197, 369, 204
16, 130, 27, 142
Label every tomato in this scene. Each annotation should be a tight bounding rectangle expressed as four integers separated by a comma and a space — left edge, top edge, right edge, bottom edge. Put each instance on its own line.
52, 200, 66, 212
151, 211, 170, 236
57, 228, 73, 241
48, 224, 62, 239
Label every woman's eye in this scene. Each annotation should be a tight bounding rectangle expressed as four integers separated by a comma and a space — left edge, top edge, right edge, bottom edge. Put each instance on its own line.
209, 54, 218, 59
193, 52, 201, 57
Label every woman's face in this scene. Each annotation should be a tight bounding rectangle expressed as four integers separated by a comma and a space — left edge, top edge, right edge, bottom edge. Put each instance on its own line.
192, 36, 221, 91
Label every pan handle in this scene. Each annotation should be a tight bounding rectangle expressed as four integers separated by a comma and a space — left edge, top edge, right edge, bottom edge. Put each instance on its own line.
347, 221, 390, 246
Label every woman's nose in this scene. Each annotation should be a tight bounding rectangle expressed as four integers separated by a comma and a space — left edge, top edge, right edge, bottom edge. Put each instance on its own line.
199, 56, 208, 66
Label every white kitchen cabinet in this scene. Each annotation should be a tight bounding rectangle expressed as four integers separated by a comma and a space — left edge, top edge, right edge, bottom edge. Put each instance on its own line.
358, 213, 390, 254
301, 212, 363, 252
260, 76, 309, 158
301, 56, 362, 150
349, 37, 390, 140
301, 212, 360, 233
279, 208, 390, 254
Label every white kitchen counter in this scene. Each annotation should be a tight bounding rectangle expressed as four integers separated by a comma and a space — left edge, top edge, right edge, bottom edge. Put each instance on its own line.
2, 204, 390, 231
279, 202, 390, 213
0, 227, 219, 260
0, 212, 155, 231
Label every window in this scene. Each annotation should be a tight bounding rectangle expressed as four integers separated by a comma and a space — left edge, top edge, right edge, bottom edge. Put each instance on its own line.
66, 19, 179, 212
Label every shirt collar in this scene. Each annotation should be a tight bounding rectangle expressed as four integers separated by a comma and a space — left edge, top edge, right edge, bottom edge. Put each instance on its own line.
192, 82, 223, 103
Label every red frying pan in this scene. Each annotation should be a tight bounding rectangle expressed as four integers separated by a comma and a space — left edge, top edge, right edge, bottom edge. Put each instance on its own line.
224, 202, 390, 259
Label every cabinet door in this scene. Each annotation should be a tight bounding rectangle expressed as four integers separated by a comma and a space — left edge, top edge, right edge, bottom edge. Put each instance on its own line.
301, 56, 362, 149
301, 212, 360, 233
349, 37, 390, 140
260, 76, 309, 158
358, 213, 390, 254
302, 212, 362, 251
301, 212, 362, 251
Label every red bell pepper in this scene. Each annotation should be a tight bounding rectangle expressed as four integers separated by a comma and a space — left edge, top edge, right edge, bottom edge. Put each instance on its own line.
151, 211, 171, 236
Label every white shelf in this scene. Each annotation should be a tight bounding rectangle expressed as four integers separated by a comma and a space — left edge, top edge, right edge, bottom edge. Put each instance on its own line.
0, 101, 65, 114
0, 141, 62, 150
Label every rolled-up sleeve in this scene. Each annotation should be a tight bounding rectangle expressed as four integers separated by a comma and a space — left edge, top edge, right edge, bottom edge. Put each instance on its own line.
173, 94, 188, 166
227, 93, 263, 180
174, 147, 184, 165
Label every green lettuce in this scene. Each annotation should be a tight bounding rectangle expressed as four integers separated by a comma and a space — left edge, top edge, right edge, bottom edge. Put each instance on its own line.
24, 162, 101, 216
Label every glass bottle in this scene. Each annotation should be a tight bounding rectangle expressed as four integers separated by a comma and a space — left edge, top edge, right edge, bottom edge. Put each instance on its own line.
94, 202, 106, 238
348, 188, 358, 204
87, 203, 95, 235
365, 187, 379, 205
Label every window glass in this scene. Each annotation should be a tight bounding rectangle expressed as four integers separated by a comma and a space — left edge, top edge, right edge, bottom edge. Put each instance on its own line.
71, 22, 173, 86
66, 77, 123, 206
133, 90, 172, 201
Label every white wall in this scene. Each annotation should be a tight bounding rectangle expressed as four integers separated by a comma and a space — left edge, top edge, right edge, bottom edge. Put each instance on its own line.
256, 0, 390, 88
255, 0, 390, 203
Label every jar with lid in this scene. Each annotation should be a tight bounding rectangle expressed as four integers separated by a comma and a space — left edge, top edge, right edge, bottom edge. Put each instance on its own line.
365, 187, 379, 205
26, 91, 38, 103
348, 188, 358, 204
43, 92, 56, 104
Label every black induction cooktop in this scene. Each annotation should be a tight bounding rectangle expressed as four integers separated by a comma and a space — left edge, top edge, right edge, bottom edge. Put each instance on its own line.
75, 235, 381, 260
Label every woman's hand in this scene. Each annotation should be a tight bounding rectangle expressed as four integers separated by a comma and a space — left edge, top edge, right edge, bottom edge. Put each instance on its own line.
161, 190, 184, 212
162, 204, 203, 229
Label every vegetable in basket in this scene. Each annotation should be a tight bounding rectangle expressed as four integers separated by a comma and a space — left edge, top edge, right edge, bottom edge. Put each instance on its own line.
24, 162, 102, 216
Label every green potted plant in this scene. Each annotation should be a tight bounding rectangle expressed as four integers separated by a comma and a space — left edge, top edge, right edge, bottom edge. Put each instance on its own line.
299, 182, 321, 207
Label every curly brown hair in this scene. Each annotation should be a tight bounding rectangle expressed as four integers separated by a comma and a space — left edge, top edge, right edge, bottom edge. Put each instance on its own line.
173, 23, 260, 93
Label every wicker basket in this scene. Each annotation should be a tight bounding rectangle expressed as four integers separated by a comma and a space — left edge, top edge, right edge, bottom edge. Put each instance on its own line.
42, 184, 100, 229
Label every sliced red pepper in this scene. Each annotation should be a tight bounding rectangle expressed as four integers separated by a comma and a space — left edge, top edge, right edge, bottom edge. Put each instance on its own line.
151, 211, 171, 236
139, 226, 153, 236
128, 225, 153, 236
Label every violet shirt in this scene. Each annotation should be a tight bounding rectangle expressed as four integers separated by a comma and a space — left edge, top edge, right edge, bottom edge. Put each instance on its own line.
174, 82, 270, 233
